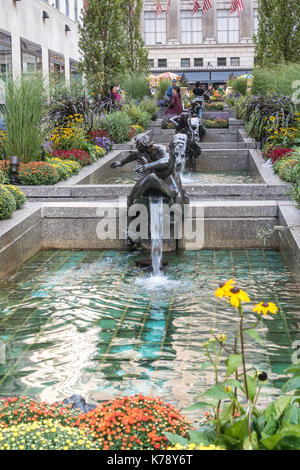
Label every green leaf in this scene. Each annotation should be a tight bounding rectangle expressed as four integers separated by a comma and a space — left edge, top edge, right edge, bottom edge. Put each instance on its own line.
224, 417, 249, 449
187, 430, 215, 446
244, 375, 257, 402
225, 354, 243, 377
201, 384, 230, 400
261, 416, 278, 440
223, 378, 243, 390
244, 328, 264, 346
265, 396, 292, 422
183, 401, 212, 412
283, 403, 300, 426
164, 432, 188, 446
219, 402, 235, 426
261, 426, 300, 450
243, 431, 259, 450
282, 375, 300, 394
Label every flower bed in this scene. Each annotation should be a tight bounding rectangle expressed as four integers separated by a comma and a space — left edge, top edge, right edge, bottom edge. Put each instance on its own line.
49, 149, 92, 167
202, 118, 228, 129
205, 102, 224, 111
0, 395, 191, 451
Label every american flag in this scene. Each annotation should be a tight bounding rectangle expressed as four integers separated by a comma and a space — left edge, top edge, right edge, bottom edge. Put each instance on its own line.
202, 0, 212, 13
166, 0, 171, 15
230, 0, 244, 15
193, 0, 212, 15
192, 1, 201, 15
156, 0, 163, 16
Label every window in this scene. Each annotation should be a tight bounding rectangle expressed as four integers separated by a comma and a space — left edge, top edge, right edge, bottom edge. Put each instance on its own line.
149, 59, 154, 68
55, 0, 60, 9
253, 9, 259, 35
0, 32, 12, 81
217, 57, 227, 66
74, 0, 78, 21
144, 11, 166, 45
180, 10, 202, 44
21, 39, 42, 74
158, 59, 167, 68
217, 10, 239, 43
70, 59, 82, 83
194, 58, 203, 67
230, 57, 240, 66
65, 0, 69, 17
181, 58, 190, 67
49, 50, 65, 82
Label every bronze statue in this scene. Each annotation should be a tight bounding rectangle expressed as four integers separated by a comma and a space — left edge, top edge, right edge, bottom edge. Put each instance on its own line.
110, 134, 189, 207
169, 112, 202, 172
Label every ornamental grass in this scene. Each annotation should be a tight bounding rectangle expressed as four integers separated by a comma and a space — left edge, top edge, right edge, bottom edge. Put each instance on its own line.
73, 394, 192, 450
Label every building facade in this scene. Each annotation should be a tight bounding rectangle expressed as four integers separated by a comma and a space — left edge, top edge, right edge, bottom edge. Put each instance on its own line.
0, 0, 83, 84
142, 0, 258, 83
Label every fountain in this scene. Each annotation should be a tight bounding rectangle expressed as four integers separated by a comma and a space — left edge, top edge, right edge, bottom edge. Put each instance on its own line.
110, 134, 189, 272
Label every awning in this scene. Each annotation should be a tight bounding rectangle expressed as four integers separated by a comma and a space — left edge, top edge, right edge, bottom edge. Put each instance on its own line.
211, 71, 249, 82
179, 71, 211, 83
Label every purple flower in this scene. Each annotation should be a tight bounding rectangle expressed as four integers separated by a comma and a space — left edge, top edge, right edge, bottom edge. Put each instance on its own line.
93, 136, 113, 151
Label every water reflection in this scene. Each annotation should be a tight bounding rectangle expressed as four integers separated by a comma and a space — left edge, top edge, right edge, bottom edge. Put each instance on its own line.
0, 249, 299, 411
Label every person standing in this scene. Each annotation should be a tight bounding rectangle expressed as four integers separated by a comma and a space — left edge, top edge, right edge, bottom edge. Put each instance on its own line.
192, 81, 205, 120
165, 79, 177, 103
165, 86, 183, 118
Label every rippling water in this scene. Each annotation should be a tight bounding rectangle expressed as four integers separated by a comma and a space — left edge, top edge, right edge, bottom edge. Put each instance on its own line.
0, 249, 299, 414
96, 170, 256, 185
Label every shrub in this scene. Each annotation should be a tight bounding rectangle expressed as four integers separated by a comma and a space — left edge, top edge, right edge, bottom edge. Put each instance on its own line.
3, 74, 48, 163
74, 394, 192, 450
5, 185, 26, 209
0, 184, 17, 219
0, 396, 79, 428
0, 420, 100, 451
122, 73, 151, 101
49, 120, 87, 150
0, 169, 6, 184
50, 149, 92, 166
252, 64, 300, 98
17, 162, 60, 185
124, 103, 151, 129
100, 111, 131, 143
139, 98, 158, 120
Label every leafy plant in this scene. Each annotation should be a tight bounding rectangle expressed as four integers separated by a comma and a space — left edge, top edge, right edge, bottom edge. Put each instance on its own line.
17, 162, 60, 185
0, 184, 17, 219
5, 185, 26, 209
3, 74, 48, 163
122, 73, 151, 101
156, 79, 171, 101
100, 110, 131, 143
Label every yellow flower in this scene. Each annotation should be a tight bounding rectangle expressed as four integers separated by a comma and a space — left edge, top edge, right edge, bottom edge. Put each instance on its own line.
227, 286, 251, 308
216, 333, 226, 342
215, 279, 236, 299
253, 302, 278, 316
224, 385, 232, 393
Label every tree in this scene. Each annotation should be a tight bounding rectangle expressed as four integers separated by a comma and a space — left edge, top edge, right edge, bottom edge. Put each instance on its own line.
254, 0, 300, 66
120, 0, 149, 75
78, 0, 148, 95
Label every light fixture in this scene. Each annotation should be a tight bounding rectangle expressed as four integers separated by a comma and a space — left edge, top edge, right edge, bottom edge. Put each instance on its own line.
10, 156, 19, 185
65, 24, 71, 32
43, 11, 50, 19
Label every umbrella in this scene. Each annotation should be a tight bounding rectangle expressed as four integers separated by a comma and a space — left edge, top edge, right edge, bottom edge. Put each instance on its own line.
157, 72, 181, 81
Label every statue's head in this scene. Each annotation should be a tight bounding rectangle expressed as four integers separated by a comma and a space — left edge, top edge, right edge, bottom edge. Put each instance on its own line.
180, 112, 189, 123
135, 133, 153, 151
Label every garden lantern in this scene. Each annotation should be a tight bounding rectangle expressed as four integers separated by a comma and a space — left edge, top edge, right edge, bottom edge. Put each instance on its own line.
10, 156, 19, 184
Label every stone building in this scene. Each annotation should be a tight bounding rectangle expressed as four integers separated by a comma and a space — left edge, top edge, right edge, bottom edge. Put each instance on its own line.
0, 0, 83, 84
142, 0, 258, 83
